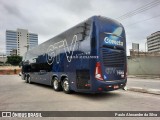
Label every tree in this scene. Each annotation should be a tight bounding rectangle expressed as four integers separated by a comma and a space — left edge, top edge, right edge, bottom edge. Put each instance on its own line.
6, 55, 22, 66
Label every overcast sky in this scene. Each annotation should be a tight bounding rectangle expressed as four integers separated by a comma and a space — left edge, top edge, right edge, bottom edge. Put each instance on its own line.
0, 0, 160, 55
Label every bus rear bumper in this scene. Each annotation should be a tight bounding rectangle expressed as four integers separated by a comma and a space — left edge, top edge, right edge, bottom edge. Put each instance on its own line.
74, 79, 127, 93
94, 79, 127, 92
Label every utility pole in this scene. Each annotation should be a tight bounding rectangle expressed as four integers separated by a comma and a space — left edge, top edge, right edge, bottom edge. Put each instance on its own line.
3, 54, 5, 65
24, 45, 29, 51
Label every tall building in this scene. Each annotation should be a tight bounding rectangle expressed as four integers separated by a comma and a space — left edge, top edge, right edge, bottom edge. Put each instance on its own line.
147, 31, 160, 52
6, 29, 38, 56
6, 30, 17, 56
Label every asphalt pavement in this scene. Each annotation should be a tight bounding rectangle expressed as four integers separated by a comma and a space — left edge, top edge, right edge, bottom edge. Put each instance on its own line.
0, 75, 160, 120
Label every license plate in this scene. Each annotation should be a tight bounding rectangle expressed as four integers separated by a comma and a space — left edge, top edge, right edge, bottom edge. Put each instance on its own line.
114, 85, 119, 89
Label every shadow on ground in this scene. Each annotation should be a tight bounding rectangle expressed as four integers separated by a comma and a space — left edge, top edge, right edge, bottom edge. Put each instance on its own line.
23, 81, 122, 101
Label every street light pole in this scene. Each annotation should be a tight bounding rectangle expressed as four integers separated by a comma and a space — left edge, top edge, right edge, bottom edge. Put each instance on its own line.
145, 42, 148, 56
3, 54, 5, 65
145, 42, 147, 52
24, 45, 29, 51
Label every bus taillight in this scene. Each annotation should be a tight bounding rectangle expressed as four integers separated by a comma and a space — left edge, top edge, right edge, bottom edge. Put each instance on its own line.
95, 62, 103, 81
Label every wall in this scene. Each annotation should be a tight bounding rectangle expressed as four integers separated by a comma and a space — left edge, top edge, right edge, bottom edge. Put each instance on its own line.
127, 56, 160, 75
0, 56, 7, 63
0, 69, 21, 75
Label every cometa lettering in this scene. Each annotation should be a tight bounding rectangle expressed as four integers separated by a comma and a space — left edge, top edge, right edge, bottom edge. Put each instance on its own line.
104, 37, 123, 46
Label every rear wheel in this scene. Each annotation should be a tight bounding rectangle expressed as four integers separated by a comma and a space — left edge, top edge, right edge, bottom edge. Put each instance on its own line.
52, 77, 62, 91
24, 75, 28, 83
62, 78, 71, 94
28, 76, 32, 84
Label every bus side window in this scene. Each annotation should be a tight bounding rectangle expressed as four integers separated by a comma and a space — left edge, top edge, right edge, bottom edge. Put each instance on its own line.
91, 36, 96, 48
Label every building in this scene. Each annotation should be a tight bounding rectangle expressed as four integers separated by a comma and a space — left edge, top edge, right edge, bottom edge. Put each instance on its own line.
10, 49, 17, 56
147, 31, 160, 52
132, 43, 139, 51
0, 54, 7, 63
6, 30, 17, 56
6, 28, 38, 56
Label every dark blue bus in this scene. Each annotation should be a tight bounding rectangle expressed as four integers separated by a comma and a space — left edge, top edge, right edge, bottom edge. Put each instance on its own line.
21, 16, 127, 94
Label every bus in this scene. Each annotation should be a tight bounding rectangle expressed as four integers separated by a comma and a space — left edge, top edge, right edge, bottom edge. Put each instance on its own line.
21, 16, 127, 94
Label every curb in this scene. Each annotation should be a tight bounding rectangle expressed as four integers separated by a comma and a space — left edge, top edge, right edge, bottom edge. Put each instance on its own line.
127, 87, 160, 95
127, 75, 160, 80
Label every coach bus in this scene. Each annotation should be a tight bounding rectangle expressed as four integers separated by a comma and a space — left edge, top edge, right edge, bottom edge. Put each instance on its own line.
21, 16, 127, 93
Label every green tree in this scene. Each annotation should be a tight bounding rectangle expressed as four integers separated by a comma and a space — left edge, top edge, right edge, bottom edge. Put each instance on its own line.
7, 55, 22, 66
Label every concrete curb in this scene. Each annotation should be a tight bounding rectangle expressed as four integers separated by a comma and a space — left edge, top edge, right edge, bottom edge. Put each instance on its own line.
127, 87, 160, 95
127, 75, 160, 80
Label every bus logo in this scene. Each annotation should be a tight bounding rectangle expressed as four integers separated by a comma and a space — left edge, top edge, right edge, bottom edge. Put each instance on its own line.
46, 35, 77, 65
104, 37, 123, 46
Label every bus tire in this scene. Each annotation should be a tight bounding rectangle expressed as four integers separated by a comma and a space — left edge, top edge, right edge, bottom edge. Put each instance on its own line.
25, 75, 28, 83
62, 78, 71, 94
28, 76, 32, 84
52, 77, 62, 91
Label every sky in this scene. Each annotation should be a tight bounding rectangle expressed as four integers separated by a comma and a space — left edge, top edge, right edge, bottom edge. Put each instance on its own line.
0, 0, 160, 55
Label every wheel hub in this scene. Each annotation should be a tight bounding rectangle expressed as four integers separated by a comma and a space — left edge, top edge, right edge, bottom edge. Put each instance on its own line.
54, 80, 58, 89
63, 81, 69, 91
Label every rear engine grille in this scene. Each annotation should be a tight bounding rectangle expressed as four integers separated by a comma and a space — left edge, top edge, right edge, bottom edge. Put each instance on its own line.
102, 48, 125, 67
76, 69, 90, 89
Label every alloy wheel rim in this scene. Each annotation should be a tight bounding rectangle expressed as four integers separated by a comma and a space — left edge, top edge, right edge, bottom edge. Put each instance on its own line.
53, 79, 58, 89
63, 81, 69, 91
